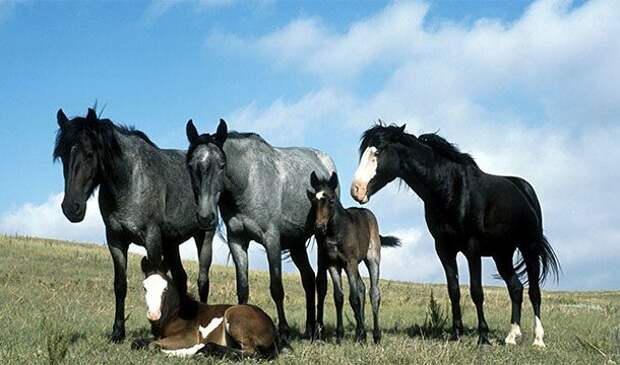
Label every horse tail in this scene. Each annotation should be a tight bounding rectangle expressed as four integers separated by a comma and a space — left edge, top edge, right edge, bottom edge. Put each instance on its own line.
534, 235, 560, 284
379, 235, 401, 248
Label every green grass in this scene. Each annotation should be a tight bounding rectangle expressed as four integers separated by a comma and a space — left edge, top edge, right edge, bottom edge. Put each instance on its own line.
0, 235, 619, 364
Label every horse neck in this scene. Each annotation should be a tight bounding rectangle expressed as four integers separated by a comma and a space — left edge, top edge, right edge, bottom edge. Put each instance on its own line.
397, 145, 461, 204
221, 137, 269, 200
98, 131, 149, 199
159, 284, 181, 328
326, 199, 347, 237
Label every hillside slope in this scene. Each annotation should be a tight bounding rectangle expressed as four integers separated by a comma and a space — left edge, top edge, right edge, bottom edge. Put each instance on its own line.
0, 235, 618, 364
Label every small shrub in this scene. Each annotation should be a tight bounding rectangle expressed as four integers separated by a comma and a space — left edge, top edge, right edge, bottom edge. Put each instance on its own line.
41, 318, 72, 365
409, 290, 448, 339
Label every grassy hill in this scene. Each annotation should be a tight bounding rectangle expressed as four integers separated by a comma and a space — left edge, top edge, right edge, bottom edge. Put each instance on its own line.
0, 235, 619, 364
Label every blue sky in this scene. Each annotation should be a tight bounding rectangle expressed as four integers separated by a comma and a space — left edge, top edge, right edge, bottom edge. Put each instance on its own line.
1, 0, 618, 290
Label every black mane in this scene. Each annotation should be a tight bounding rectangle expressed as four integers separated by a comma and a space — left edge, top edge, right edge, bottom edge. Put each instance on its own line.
418, 133, 477, 167
53, 108, 157, 162
359, 122, 477, 167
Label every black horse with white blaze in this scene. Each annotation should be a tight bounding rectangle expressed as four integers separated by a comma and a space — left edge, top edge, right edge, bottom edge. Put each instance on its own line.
185, 119, 338, 342
350, 123, 559, 346
54, 108, 212, 342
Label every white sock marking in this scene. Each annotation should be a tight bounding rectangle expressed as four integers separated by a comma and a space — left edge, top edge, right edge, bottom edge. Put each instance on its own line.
505, 323, 522, 345
533, 316, 546, 347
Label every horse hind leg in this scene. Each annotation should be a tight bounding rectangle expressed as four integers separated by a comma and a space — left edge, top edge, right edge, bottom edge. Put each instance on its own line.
365, 256, 382, 344
523, 250, 545, 347
494, 253, 523, 345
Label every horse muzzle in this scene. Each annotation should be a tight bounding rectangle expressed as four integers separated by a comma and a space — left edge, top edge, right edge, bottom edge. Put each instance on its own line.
196, 212, 217, 231
147, 310, 161, 322
350, 182, 369, 204
61, 200, 86, 222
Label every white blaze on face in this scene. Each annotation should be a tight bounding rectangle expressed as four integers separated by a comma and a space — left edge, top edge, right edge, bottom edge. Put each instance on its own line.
351, 146, 378, 202
533, 316, 546, 347
143, 274, 168, 322
315, 191, 325, 200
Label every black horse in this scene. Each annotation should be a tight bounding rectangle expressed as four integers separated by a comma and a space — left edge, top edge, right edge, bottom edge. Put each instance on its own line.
185, 119, 338, 341
350, 123, 559, 346
53, 108, 212, 342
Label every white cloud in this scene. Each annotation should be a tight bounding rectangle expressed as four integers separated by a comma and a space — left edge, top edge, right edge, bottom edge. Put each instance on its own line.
208, 0, 620, 289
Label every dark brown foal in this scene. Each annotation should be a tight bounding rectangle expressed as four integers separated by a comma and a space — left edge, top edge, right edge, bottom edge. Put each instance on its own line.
132, 257, 279, 359
307, 172, 400, 344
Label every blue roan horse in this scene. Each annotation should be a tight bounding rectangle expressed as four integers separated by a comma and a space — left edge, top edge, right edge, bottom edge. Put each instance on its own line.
185, 119, 338, 341
54, 108, 212, 342
351, 123, 559, 347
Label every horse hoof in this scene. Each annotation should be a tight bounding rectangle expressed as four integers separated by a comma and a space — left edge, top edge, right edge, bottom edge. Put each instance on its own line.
448, 334, 461, 342
478, 337, 492, 346
532, 340, 546, 348
110, 329, 125, 343
131, 338, 147, 350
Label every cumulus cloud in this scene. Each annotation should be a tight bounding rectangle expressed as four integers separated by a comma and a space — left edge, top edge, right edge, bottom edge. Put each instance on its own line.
209, 0, 620, 289
0, 191, 235, 266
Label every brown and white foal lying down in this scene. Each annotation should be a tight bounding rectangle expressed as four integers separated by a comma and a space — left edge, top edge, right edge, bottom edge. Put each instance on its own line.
132, 257, 279, 359
307, 172, 400, 344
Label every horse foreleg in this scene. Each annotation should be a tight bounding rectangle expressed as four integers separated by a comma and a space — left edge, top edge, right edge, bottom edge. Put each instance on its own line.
328, 266, 345, 344
316, 250, 329, 340
495, 253, 523, 345
107, 231, 128, 343
290, 245, 317, 339
265, 233, 289, 341
436, 243, 463, 341
195, 230, 214, 302
165, 244, 188, 298
467, 254, 491, 345
229, 236, 250, 304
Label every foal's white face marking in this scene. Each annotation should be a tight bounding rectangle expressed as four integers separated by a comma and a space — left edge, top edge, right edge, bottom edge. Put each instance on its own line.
533, 316, 545, 347
198, 317, 224, 339
315, 191, 325, 200
143, 274, 168, 321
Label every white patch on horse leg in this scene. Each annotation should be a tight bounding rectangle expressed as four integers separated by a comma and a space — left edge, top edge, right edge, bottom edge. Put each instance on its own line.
161, 343, 205, 357
504, 323, 522, 345
532, 316, 546, 347
199, 317, 224, 339
315, 191, 325, 200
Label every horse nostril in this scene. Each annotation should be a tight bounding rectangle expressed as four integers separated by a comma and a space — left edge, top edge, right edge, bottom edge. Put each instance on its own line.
72, 203, 80, 212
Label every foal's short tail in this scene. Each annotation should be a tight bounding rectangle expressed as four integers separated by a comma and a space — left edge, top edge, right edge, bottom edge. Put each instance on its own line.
380, 235, 401, 248
515, 235, 561, 285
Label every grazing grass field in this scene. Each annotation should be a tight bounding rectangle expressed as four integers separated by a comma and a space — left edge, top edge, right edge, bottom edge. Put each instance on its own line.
0, 235, 619, 364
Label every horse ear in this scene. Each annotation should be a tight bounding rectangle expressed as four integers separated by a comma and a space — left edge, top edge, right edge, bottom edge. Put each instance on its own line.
310, 171, 320, 189
399, 124, 407, 132
215, 119, 228, 146
328, 172, 339, 190
186, 119, 199, 144
140, 257, 153, 275
306, 189, 315, 202
87, 108, 97, 120
57, 109, 68, 128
